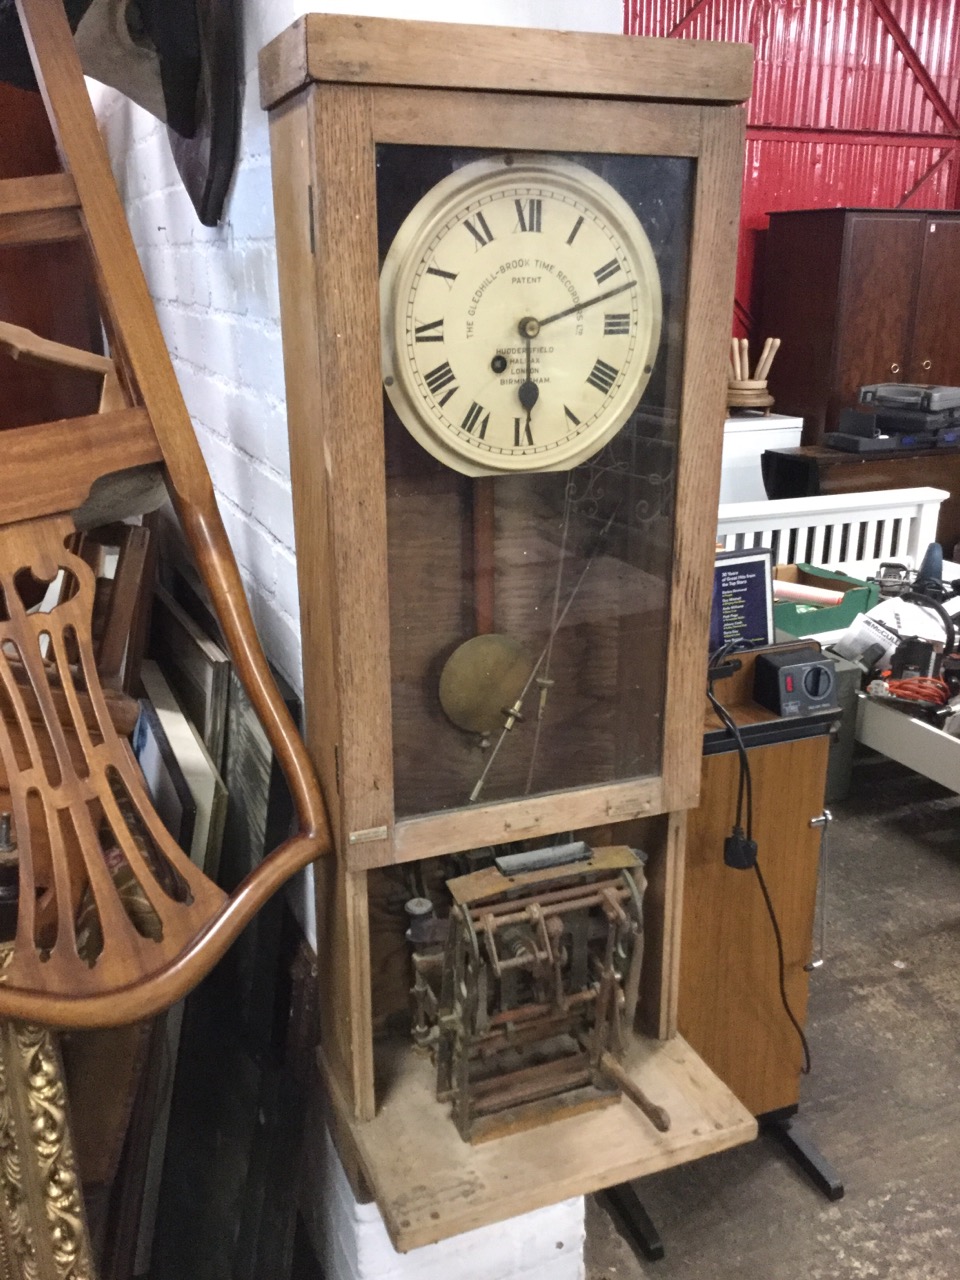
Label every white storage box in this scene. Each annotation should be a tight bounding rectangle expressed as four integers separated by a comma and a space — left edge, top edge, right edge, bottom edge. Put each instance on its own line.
720, 413, 803, 503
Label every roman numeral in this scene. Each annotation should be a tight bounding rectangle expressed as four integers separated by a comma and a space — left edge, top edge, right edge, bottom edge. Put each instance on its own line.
586, 358, 619, 394
424, 361, 458, 405
464, 211, 494, 247
461, 402, 489, 439
515, 198, 542, 233
426, 264, 458, 283
604, 313, 631, 335
514, 417, 534, 447
564, 405, 581, 426
414, 318, 444, 343
594, 258, 621, 285
566, 216, 584, 245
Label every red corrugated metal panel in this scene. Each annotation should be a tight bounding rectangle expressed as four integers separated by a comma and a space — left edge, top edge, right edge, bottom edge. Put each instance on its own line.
625, 0, 960, 332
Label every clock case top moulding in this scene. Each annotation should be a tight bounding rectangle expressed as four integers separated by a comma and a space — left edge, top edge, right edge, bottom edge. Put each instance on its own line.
260, 14, 754, 1253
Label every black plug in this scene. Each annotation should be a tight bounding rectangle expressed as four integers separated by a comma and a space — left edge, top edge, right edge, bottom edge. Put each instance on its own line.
724, 827, 757, 870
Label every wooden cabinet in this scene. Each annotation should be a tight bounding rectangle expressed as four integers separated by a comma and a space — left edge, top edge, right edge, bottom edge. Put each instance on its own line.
761, 443, 960, 557
679, 720, 830, 1117
761, 208, 960, 444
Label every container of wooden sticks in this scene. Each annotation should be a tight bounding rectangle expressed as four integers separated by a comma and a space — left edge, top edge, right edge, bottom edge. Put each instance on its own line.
728, 336, 780, 411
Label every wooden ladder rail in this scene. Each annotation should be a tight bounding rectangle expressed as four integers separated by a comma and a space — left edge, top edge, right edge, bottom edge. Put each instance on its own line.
0, 0, 332, 1030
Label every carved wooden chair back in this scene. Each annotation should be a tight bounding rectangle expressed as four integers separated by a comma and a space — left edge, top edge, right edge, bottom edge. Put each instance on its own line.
0, 0, 329, 1030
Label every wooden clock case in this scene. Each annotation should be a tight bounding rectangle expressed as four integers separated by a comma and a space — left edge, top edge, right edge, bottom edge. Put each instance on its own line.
260, 15, 754, 1250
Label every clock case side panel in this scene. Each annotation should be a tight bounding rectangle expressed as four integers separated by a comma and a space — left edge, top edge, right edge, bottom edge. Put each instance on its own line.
267, 88, 383, 1121
659, 103, 747, 815
304, 84, 396, 862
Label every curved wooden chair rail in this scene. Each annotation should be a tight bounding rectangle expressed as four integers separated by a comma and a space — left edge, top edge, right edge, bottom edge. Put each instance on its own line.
0, 0, 331, 1028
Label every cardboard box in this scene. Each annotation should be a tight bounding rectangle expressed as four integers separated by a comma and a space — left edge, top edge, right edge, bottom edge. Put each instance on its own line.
773, 563, 880, 637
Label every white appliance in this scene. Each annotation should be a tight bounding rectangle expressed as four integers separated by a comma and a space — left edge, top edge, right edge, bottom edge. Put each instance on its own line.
720, 413, 804, 503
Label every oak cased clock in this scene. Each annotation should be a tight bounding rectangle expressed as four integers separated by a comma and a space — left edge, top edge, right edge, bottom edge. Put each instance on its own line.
262, 12, 752, 1253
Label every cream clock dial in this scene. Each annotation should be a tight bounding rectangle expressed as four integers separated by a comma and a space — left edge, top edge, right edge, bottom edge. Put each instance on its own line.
380, 156, 663, 477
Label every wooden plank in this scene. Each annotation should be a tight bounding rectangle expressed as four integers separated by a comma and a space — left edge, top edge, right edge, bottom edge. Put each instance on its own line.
305, 83, 395, 858
268, 93, 377, 1122
639, 810, 686, 1041
446, 844, 638, 905
371, 88, 701, 157
856, 695, 960, 795
267, 97, 342, 847
0, 409, 160, 523
388, 777, 664, 870
259, 15, 754, 110
659, 105, 747, 817
0, 167, 82, 244
0, 206, 82, 245
0, 319, 113, 374
0, 172, 78, 214
332, 1033, 756, 1252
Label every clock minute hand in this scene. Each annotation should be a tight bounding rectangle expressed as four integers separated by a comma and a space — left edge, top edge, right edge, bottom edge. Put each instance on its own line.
536, 278, 637, 329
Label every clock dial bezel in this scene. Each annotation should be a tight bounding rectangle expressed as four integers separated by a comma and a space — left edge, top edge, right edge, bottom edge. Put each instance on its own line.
380, 155, 663, 477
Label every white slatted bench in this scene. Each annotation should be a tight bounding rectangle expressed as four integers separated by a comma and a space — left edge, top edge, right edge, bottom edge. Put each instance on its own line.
716, 486, 948, 580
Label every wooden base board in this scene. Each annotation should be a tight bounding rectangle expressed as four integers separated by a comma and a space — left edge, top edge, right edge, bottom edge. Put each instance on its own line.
327, 1033, 757, 1252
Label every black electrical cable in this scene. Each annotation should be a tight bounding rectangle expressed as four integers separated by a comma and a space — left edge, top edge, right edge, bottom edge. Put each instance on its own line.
707, 675, 813, 1076
706, 688, 752, 829
753, 860, 812, 1075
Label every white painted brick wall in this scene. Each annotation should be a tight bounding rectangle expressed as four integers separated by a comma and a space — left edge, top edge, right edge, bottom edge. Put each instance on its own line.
90, 0, 622, 697
304, 1112, 585, 1280
91, 1, 620, 1275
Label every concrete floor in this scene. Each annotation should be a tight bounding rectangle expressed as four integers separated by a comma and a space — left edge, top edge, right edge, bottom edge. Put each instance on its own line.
586, 750, 960, 1280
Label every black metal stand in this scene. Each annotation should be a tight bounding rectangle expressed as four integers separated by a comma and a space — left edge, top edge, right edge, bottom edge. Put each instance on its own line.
599, 1109, 843, 1264
597, 1181, 665, 1263
761, 1106, 845, 1201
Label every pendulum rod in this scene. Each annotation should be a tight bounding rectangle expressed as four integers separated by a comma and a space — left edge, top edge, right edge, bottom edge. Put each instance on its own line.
472, 476, 497, 635
524, 480, 574, 795
469, 506, 617, 804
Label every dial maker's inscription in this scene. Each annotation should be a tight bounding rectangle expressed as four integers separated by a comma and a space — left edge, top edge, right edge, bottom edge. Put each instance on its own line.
467, 259, 581, 326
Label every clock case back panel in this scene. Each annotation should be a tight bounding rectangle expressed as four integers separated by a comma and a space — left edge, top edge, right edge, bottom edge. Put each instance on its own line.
378, 145, 694, 820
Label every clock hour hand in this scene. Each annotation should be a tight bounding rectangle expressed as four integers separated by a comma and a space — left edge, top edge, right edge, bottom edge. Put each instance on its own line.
517, 318, 539, 416
535, 278, 637, 329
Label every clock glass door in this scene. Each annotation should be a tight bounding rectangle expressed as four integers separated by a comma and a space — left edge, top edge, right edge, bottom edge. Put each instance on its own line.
377, 144, 694, 819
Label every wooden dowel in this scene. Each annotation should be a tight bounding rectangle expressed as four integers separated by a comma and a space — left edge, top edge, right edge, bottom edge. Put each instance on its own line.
730, 336, 741, 380
739, 337, 749, 384
754, 336, 773, 381
755, 336, 781, 381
